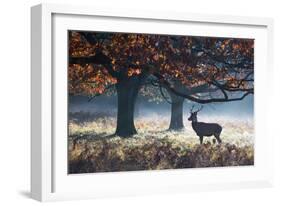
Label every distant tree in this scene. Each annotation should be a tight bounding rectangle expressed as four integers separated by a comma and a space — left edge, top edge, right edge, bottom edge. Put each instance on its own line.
141, 79, 218, 131
69, 31, 254, 137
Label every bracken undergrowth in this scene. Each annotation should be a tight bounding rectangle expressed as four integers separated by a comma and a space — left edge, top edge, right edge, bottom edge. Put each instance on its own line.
68, 113, 254, 174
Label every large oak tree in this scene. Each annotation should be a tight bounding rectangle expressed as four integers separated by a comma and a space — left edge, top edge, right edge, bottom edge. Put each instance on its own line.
69, 31, 254, 137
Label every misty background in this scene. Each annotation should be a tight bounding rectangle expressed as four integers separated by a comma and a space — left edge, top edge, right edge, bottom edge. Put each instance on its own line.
69, 93, 254, 120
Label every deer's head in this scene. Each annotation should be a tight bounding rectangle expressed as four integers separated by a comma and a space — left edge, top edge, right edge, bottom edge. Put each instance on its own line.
188, 105, 203, 122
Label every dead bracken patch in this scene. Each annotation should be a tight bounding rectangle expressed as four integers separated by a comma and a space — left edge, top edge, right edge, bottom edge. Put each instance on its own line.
68, 115, 254, 174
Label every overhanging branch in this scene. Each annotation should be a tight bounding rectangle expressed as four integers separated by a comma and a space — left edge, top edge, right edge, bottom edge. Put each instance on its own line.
153, 72, 253, 104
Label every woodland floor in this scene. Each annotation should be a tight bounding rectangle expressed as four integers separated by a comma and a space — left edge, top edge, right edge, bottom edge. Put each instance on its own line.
68, 113, 254, 174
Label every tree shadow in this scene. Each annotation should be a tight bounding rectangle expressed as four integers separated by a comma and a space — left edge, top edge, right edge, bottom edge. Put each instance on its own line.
70, 128, 186, 143
144, 129, 184, 135
100, 133, 117, 139
70, 132, 118, 142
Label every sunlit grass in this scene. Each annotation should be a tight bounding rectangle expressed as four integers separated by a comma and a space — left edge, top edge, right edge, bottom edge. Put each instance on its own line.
68, 113, 254, 173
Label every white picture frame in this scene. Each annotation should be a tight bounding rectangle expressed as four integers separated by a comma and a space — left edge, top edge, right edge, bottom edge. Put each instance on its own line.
31, 3, 274, 202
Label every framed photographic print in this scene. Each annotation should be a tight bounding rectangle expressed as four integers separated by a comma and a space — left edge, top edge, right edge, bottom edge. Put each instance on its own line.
31, 3, 274, 201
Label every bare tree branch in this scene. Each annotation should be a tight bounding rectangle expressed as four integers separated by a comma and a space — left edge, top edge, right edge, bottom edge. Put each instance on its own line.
153, 72, 253, 104
87, 84, 115, 102
159, 85, 172, 104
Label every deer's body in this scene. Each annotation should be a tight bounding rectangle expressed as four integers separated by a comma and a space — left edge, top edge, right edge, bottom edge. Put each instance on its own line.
188, 106, 222, 144
192, 122, 222, 138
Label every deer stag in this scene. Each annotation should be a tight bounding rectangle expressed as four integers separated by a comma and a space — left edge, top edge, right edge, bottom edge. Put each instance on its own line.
188, 105, 222, 144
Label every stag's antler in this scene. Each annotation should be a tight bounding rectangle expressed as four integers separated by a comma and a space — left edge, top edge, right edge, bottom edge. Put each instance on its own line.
190, 105, 195, 113
195, 105, 203, 113
190, 105, 203, 113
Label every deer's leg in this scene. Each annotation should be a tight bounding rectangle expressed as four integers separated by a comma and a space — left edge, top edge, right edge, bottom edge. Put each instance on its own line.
199, 136, 203, 144
214, 134, 222, 144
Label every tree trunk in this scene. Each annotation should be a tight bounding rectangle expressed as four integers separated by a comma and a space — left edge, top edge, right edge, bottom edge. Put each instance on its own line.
167, 81, 214, 130
115, 77, 140, 137
134, 99, 141, 118
167, 83, 185, 130
169, 98, 185, 130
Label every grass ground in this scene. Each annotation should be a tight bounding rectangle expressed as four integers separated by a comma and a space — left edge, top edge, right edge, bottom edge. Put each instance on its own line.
68, 114, 254, 173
